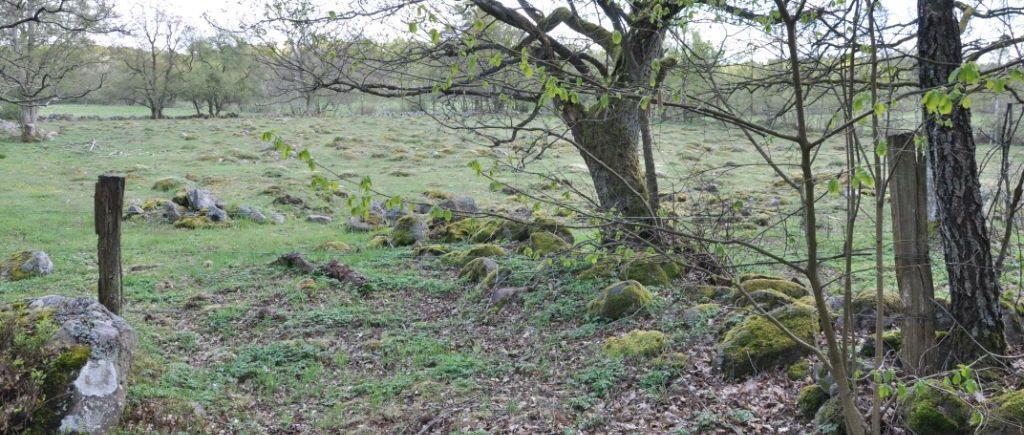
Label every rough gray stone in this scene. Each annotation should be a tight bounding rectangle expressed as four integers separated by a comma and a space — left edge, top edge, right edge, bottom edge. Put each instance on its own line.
307, 214, 332, 224
1, 250, 53, 281
26, 295, 136, 435
161, 200, 182, 223
185, 189, 218, 211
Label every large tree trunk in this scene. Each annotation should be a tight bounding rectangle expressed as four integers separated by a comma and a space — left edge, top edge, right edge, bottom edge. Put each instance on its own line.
18, 104, 39, 142
918, 0, 1006, 363
568, 100, 656, 240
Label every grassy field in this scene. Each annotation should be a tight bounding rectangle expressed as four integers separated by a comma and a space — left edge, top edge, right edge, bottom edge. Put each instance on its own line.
1, 107, 1021, 433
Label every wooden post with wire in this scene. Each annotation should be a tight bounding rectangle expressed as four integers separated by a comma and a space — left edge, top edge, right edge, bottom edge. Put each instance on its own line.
887, 132, 935, 375
95, 174, 125, 314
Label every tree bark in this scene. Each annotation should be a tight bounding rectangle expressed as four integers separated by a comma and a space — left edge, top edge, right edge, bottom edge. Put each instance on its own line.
917, 0, 1006, 363
568, 99, 655, 239
18, 104, 39, 142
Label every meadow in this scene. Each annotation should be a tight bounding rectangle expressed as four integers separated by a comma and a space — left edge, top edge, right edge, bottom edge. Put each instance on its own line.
1, 105, 1020, 433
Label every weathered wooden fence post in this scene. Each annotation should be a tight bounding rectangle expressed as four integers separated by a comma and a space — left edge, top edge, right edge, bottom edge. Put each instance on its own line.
887, 132, 935, 375
95, 174, 124, 315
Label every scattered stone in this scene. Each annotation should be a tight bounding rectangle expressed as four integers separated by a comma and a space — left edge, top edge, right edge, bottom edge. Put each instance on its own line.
528, 231, 570, 257
271, 253, 315, 273
412, 244, 450, 257
900, 380, 970, 434
489, 286, 528, 305
237, 206, 267, 223
273, 194, 306, 207
844, 291, 905, 331
268, 213, 286, 225
306, 215, 332, 224
622, 256, 680, 286
1, 250, 53, 281
173, 216, 212, 229
586, 280, 653, 320
459, 258, 499, 283
602, 330, 667, 358
185, 189, 219, 212
316, 241, 353, 252
347, 216, 381, 232
717, 303, 818, 379
438, 196, 479, 217
797, 384, 828, 420
161, 201, 182, 223
739, 278, 809, 298
151, 177, 184, 192
124, 204, 145, 218
682, 303, 721, 326
206, 206, 229, 223
733, 289, 795, 311
390, 215, 427, 246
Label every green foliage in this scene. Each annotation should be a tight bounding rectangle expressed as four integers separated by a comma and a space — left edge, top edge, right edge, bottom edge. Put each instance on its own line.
900, 380, 971, 435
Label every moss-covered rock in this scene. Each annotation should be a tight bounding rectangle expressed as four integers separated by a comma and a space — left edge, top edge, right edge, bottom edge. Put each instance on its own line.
787, 359, 812, 381
738, 273, 778, 283
390, 215, 427, 246
798, 384, 829, 420
586, 280, 653, 320
717, 303, 819, 379
740, 278, 809, 298
442, 244, 507, 266
459, 257, 499, 283
152, 177, 185, 192
900, 380, 971, 435
1, 251, 53, 281
173, 215, 213, 229
316, 241, 353, 252
859, 330, 902, 357
814, 397, 846, 434
697, 285, 734, 301
983, 388, 1024, 434
603, 330, 667, 358
528, 231, 570, 257
682, 303, 721, 326
734, 289, 795, 311
412, 244, 451, 257
620, 257, 671, 286
439, 218, 483, 242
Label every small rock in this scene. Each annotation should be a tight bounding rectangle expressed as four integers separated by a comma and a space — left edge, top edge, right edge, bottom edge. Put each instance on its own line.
206, 207, 229, 223
1, 250, 53, 281
489, 286, 527, 305
271, 253, 315, 273
268, 213, 286, 224
185, 189, 218, 212
307, 215, 332, 224
237, 206, 266, 223
161, 201, 182, 222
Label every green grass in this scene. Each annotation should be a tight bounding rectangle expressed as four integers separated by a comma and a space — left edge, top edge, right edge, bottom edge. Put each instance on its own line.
41, 104, 201, 118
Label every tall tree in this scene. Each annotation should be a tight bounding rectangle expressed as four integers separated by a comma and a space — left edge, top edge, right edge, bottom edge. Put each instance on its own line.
119, 8, 190, 119
0, 0, 111, 141
917, 0, 1006, 363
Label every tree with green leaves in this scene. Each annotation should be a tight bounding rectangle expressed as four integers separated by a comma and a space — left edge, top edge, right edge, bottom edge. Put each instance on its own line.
0, 0, 112, 141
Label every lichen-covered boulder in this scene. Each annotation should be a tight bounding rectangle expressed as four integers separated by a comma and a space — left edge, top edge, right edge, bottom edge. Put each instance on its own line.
528, 231, 570, 257
459, 257, 499, 283
390, 215, 427, 246
438, 217, 484, 242
1, 296, 136, 434
739, 278, 809, 298
586, 280, 653, 320
900, 380, 971, 434
717, 303, 819, 379
1, 251, 53, 281
982, 388, 1024, 434
603, 330, 667, 358
787, 359, 811, 381
798, 384, 828, 420
619, 255, 684, 286
734, 289, 795, 311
